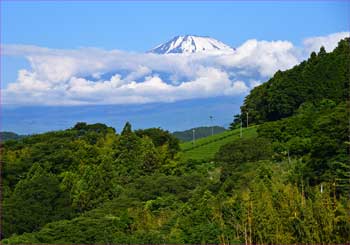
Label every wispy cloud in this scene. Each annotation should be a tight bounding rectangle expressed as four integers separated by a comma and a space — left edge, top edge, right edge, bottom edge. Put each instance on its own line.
2, 32, 348, 105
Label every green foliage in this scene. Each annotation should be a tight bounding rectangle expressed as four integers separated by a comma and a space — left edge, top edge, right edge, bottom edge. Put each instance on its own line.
215, 137, 273, 187
215, 137, 273, 166
2, 163, 72, 238
229, 114, 241, 130
257, 101, 349, 188
114, 122, 143, 178
135, 127, 180, 156
0, 132, 25, 142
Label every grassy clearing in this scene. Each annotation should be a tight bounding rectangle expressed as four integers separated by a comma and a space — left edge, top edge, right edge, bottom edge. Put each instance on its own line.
180, 127, 257, 161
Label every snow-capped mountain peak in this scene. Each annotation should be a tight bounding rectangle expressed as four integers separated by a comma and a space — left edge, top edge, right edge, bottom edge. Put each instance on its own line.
149, 35, 234, 54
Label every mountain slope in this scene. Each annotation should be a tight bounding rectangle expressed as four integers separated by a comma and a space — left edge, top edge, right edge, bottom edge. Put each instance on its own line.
149, 35, 234, 54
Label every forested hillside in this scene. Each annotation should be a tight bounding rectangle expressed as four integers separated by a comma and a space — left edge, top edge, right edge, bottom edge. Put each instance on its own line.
240, 38, 349, 124
1, 39, 349, 244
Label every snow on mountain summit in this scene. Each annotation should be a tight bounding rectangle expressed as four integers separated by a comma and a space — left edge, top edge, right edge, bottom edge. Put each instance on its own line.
149, 35, 235, 54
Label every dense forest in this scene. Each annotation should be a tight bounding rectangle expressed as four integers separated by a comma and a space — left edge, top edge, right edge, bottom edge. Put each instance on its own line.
1, 39, 349, 244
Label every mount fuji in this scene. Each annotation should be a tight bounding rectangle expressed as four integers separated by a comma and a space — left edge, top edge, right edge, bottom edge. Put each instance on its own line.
149, 35, 235, 54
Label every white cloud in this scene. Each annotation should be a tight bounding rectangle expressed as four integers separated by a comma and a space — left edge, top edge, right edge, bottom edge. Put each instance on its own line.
215, 39, 300, 77
303, 32, 349, 53
2, 32, 347, 105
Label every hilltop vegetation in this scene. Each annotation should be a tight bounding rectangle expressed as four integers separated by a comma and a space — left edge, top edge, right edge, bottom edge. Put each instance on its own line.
1, 39, 350, 244
240, 39, 349, 124
0, 132, 25, 142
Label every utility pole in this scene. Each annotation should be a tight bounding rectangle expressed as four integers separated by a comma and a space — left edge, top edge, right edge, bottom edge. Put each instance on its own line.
246, 111, 249, 128
239, 118, 243, 138
209, 116, 214, 136
192, 128, 196, 145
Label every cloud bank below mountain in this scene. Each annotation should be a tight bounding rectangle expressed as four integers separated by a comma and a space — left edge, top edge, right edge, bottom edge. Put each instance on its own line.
2, 32, 349, 105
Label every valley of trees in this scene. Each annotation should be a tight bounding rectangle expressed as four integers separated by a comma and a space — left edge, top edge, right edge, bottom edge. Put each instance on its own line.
1, 39, 349, 244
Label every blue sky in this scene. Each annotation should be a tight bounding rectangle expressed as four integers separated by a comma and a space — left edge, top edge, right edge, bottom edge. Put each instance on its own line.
2, 1, 349, 50
1, 1, 349, 133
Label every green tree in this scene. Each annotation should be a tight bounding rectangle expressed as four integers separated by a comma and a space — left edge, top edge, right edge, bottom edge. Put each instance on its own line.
229, 114, 241, 130
135, 127, 180, 157
114, 122, 143, 178
2, 163, 71, 238
215, 137, 273, 182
